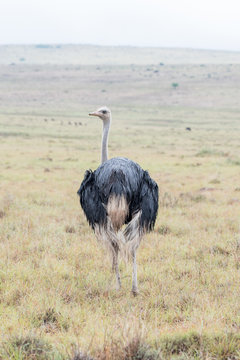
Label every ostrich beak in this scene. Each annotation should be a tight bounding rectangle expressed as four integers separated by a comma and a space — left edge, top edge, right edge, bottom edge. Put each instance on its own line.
89, 111, 100, 117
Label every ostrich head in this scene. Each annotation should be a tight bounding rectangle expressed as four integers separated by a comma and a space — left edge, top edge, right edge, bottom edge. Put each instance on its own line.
89, 106, 111, 122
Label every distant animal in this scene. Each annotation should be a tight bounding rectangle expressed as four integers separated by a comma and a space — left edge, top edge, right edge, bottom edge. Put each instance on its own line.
68, 121, 72, 125
78, 107, 158, 295
186, 127, 191, 131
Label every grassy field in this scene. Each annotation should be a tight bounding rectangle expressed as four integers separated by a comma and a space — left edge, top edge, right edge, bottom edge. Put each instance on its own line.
0, 45, 240, 359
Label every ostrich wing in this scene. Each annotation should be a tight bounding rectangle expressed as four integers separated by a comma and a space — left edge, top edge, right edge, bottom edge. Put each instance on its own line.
138, 171, 159, 232
77, 170, 106, 229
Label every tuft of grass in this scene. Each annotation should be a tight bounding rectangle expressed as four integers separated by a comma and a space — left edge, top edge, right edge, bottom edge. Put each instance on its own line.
208, 334, 240, 360
157, 224, 171, 235
159, 332, 240, 359
0, 336, 62, 360
65, 225, 76, 233
211, 245, 230, 256
160, 332, 201, 356
227, 158, 240, 166
209, 178, 221, 184
95, 334, 161, 360
33, 308, 69, 332
196, 149, 228, 157
0, 210, 6, 218
229, 238, 240, 269
0, 194, 14, 217
159, 192, 178, 207
191, 194, 207, 203
71, 351, 95, 360
180, 192, 207, 203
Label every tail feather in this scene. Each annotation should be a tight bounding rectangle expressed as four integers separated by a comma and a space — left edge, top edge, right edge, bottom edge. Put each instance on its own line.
107, 195, 128, 231
94, 209, 142, 262
123, 211, 143, 259
94, 217, 126, 260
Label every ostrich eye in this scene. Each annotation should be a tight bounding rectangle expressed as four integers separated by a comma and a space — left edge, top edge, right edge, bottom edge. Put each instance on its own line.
102, 110, 107, 114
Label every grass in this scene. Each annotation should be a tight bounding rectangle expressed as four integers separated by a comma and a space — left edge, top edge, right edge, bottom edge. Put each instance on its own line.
1, 332, 240, 359
0, 45, 240, 358
0, 336, 63, 360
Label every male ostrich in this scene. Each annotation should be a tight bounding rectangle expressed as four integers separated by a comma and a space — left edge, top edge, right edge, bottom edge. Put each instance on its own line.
78, 107, 158, 295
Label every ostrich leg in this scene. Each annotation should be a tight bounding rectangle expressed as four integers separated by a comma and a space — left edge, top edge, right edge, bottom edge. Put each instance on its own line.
94, 225, 121, 290
112, 248, 121, 290
123, 211, 142, 296
132, 250, 138, 296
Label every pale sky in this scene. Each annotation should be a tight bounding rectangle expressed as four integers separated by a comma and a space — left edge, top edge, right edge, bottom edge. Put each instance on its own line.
0, 0, 240, 51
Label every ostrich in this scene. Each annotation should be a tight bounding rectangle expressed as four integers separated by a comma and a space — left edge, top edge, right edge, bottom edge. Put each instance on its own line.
78, 106, 158, 295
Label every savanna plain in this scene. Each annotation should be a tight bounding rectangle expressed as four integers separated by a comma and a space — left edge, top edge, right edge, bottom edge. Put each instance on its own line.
0, 45, 240, 359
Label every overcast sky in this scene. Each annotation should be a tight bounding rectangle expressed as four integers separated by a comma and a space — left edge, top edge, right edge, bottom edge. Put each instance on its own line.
0, 0, 239, 51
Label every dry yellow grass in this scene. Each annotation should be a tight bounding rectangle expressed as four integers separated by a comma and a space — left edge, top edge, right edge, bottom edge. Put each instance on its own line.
0, 46, 240, 358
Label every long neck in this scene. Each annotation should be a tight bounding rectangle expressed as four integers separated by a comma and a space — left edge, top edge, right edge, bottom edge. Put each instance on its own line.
101, 119, 110, 164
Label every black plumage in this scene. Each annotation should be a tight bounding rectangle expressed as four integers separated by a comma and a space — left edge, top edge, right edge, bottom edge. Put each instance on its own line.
78, 157, 158, 232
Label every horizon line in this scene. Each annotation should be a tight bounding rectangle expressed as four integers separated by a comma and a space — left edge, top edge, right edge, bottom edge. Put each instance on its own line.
0, 43, 240, 54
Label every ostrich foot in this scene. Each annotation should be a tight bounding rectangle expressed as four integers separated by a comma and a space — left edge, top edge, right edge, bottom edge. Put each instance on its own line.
132, 287, 139, 297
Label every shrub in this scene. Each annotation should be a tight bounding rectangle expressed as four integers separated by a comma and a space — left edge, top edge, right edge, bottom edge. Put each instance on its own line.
36, 44, 53, 49
171, 83, 179, 89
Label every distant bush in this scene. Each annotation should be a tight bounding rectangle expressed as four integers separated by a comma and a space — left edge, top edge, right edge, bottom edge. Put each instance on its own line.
171, 82, 179, 89
36, 44, 53, 49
